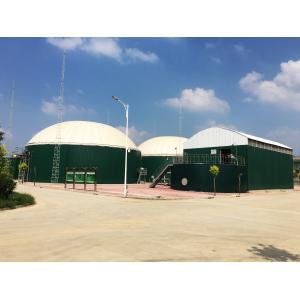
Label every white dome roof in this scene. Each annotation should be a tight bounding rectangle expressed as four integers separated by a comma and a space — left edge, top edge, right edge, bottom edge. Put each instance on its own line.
139, 136, 187, 156
27, 121, 138, 149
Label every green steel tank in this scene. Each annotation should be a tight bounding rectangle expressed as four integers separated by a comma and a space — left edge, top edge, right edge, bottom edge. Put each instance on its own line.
25, 121, 141, 183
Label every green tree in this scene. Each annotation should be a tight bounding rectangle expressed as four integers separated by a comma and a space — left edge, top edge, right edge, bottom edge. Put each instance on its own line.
18, 162, 28, 183
209, 165, 220, 196
0, 145, 9, 174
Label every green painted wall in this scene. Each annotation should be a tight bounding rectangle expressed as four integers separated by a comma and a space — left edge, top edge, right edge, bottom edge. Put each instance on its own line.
141, 156, 173, 182
247, 146, 293, 190
183, 145, 293, 190
171, 164, 248, 193
26, 144, 141, 184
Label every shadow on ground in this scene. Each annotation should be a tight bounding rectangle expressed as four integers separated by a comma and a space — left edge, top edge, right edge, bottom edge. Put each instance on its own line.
248, 244, 300, 262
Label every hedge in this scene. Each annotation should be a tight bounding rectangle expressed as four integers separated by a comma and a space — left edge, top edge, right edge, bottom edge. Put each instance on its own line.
0, 192, 35, 210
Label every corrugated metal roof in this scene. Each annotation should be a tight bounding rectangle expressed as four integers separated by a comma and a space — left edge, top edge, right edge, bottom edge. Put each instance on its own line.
184, 127, 292, 150
27, 121, 138, 149
231, 128, 292, 150
139, 136, 188, 156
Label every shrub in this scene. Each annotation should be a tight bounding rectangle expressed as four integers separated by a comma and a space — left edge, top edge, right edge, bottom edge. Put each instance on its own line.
18, 162, 28, 172
0, 192, 35, 210
0, 173, 16, 199
209, 165, 220, 196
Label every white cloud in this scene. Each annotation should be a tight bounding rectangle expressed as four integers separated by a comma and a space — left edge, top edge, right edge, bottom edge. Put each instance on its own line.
239, 60, 300, 111
41, 98, 62, 116
47, 37, 83, 50
234, 44, 246, 53
81, 38, 122, 61
205, 42, 215, 49
268, 127, 300, 153
210, 56, 222, 64
47, 37, 158, 64
196, 119, 237, 131
116, 125, 149, 144
242, 97, 254, 103
4, 129, 13, 140
41, 97, 95, 117
125, 48, 158, 63
164, 87, 230, 114
0, 127, 13, 141
67, 104, 95, 115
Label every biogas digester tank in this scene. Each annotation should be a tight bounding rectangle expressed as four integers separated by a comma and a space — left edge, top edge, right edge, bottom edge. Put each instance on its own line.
26, 121, 141, 183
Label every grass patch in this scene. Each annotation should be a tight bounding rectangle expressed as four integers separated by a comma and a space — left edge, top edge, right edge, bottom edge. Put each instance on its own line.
0, 192, 35, 210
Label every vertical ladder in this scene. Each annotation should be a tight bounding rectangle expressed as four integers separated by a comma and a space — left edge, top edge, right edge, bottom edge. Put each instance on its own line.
50, 51, 66, 183
50, 143, 61, 183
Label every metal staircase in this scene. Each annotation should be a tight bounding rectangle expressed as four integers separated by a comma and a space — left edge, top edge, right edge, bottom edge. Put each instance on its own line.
149, 164, 173, 188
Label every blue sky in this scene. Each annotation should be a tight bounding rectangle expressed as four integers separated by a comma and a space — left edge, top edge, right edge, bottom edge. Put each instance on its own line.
0, 37, 300, 154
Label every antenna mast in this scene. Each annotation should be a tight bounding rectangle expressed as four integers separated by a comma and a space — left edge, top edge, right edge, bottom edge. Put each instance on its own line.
50, 50, 66, 183
6, 81, 15, 153
178, 102, 183, 136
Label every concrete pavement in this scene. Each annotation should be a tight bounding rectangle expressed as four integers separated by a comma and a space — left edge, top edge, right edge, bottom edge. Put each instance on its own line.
0, 184, 300, 261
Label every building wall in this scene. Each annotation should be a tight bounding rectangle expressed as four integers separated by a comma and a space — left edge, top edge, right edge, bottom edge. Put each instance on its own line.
247, 146, 293, 190
141, 156, 173, 182
184, 145, 293, 190
26, 144, 141, 184
171, 164, 248, 193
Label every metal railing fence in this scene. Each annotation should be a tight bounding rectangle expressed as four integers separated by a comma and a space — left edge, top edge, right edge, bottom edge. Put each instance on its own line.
172, 154, 246, 166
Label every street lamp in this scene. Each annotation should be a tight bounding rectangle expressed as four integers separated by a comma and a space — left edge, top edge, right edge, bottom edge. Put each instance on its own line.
112, 95, 129, 197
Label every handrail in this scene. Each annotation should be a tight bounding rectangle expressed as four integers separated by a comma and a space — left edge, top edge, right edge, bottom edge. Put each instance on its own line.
151, 158, 173, 179
172, 154, 246, 166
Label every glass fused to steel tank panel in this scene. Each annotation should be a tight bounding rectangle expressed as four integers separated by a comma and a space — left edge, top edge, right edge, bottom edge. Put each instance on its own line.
25, 121, 142, 184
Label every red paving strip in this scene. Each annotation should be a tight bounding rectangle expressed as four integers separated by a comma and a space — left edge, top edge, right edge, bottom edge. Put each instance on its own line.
20, 182, 298, 199
20, 182, 240, 199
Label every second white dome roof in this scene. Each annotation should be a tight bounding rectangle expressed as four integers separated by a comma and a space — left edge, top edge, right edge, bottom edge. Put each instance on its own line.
138, 136, 187, 156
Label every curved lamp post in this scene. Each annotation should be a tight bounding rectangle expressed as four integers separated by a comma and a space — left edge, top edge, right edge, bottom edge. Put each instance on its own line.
112, 95, 129, 197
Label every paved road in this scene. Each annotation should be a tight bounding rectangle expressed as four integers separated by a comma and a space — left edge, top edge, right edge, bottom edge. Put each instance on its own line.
1, 184, 300, 261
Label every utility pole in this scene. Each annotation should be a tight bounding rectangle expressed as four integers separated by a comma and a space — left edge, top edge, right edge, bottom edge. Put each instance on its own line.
112, 95, 129, 197
50, 50, 66, 183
